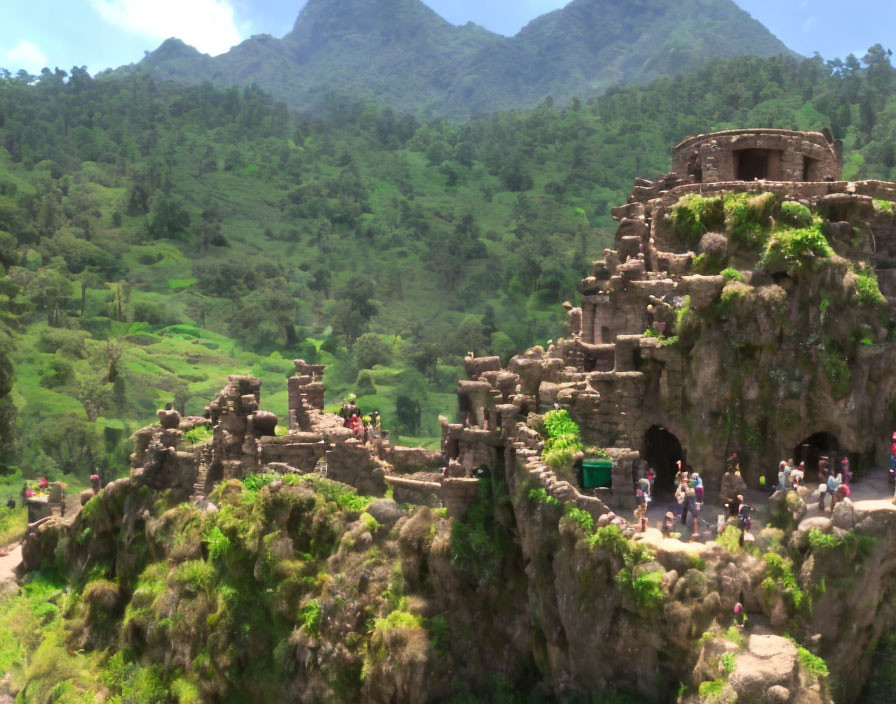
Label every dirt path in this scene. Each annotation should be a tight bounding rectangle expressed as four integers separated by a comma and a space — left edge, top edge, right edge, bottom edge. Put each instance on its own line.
0, 542, 21, 585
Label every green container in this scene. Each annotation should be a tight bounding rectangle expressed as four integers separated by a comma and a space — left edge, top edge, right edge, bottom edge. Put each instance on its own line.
582, 459, 614, 489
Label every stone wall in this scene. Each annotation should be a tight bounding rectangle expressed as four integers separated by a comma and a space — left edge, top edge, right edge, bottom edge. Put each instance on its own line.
672, 129, 841, 184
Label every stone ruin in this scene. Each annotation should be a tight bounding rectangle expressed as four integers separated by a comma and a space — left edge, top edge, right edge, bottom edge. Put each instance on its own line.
125, 360, 487, 518
673, 128, 842, 184
458, 127, 896, 503
120, 131, 896, 520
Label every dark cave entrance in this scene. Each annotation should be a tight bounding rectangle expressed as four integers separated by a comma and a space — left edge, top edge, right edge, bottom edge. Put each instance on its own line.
734, 148, 782, 181
643, 425, 684, 497
794, 432, 840, 475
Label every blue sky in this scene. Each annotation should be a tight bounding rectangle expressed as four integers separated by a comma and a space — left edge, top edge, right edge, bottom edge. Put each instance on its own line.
0, 0, 892, 75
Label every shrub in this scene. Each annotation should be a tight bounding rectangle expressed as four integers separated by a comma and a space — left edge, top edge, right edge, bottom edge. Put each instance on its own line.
762, 553, 808, 614
299, 598, 322, 637
720, 267, 745, 283
542, 410, 579, 439
761, 224, 833, 273
183, 425, 212, 446
798, 646, 829, 678
671, 195, 724, 248
780, 201, 815, 227
37, 328, 91, 358
203, 526, 231, 562
724, 192, 779, 246
565, 506, 595, 535
528, 487, 561, 507
852, 266, 886, 307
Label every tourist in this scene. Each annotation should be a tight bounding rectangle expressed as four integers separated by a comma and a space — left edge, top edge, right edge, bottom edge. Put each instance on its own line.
791, 463, 805, 489
674, 460, 688, 486
634, 491, 647, 533
691, 472, 704, 503
677, 479, 700, 537
737, 496, 752, 546
776, 461, 788, 491
646, 466, 656, 495
90, 474, 101, 494
638, 476, 652, 503
661, 511, 675, 539
841, 457, 852, 485
725, 493, 742, 519
733, 602, 748, 631
825, 470, 842, 513
890, 432, 896, 483
817, 457, 831, 510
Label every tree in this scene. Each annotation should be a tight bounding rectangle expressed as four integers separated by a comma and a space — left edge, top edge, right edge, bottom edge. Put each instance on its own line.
456, 315, 486, 356
38, 415, 100, 475
26, 268, 74, 326
353, 333, 392, 369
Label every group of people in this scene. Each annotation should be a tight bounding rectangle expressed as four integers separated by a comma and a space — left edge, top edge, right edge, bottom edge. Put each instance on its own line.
816, 456, 851, 512
338, 397, 382, 445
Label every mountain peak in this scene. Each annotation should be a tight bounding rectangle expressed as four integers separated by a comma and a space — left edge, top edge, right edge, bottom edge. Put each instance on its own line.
130, 0, 794, 119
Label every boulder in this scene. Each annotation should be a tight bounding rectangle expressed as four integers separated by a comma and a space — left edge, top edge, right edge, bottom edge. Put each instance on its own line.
729, 635, 799, 702
367, 499, 405, 528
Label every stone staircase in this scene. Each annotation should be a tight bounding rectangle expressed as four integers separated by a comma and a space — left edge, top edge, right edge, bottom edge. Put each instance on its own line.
193, 461, 209, 498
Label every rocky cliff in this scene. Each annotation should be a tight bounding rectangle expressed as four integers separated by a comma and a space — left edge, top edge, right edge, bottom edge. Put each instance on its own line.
13, 425, 896, 702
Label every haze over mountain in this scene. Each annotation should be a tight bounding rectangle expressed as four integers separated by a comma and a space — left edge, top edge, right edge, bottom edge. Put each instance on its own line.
118, 0, 794, 118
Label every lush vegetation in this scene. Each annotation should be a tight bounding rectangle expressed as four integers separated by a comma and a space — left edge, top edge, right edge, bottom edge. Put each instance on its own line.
3, 47, 896, 488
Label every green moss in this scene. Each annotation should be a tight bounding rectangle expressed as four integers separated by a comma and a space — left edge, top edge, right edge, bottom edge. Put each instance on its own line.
852, 265, 886, 307
761, 224, 834, 273
763, 553, 808, 615
183, 425, 212, 445
779, 201, 815, 227
724, 626, 746, 648
698, 679, 726, 697
671, 194, 724, 248
720, 652, 737, 674
528, 487, 561, 507
724, 191, 779, 246
874, 200, 896, 215
720, 267, 744, 283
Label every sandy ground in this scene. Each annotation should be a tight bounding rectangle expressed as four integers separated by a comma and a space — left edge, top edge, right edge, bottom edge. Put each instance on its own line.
631, 468, 896, 553
0, 543, 21, 585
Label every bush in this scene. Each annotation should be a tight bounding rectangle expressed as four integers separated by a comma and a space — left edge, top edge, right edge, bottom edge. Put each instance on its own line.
852, 266, 886, 307
353, 333, 392, 369
39, 357, 74, 388
724, 192, 779, 246
720, 267, 744, 283
780, 201, 815, 227
565, 506, 595, 534
37, 328, 91, 358
761, 224, 833, 273
671, 195, 724, 248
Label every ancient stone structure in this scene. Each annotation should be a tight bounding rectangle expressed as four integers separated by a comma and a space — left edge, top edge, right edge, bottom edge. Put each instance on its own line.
672, 128, 842, 184
495, 128, 896, 498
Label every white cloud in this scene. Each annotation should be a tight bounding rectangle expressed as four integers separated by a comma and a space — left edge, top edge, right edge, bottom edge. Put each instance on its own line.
90, 0, 244, 56
1, 39, 49, 74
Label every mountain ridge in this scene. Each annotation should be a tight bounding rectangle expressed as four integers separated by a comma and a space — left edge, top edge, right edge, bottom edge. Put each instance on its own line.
114, 0, 795, 118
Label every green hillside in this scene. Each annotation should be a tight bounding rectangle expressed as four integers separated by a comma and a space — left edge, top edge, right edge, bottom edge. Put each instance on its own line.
1, 48, 896, 495
116, 0, 794, 119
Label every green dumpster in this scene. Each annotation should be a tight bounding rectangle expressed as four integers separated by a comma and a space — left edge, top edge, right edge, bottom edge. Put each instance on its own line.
582, 459, 613, 489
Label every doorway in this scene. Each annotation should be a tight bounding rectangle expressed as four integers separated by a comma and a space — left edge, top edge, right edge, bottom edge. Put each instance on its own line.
644, 425, 684, 496
734, 148, 782, 181
794, 432, 840, 475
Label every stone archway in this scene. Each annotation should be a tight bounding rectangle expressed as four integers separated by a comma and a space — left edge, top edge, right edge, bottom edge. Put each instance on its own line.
643, 425, 684, 497
794, 432, 840, 475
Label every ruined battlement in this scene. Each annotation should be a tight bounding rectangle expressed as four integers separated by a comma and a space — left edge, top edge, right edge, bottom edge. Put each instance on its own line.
672, 128, 842, 184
